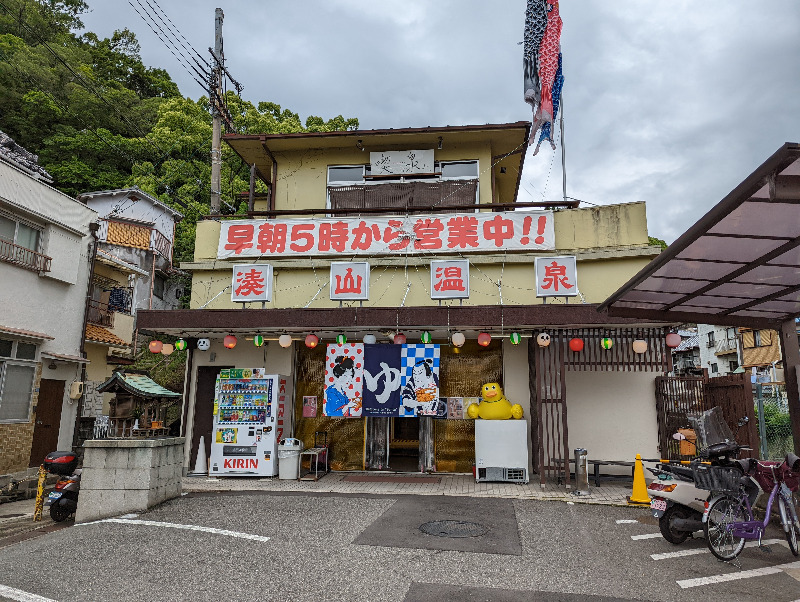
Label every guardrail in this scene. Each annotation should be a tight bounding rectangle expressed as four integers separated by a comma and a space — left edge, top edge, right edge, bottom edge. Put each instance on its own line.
0, 238, 52, 272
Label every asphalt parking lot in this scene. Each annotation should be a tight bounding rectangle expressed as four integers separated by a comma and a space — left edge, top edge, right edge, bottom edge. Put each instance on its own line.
1, 491, 799, 601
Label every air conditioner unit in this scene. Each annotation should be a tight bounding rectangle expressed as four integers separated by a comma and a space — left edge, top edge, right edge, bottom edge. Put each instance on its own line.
69, 381, 84, 400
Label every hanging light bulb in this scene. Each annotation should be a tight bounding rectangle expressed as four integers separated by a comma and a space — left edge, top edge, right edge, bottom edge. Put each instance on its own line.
305, 334, 319, 348
451, 332, 465, 347
278, 334, 292, 348
223, 335, 237, 349
362, 333, 377, 344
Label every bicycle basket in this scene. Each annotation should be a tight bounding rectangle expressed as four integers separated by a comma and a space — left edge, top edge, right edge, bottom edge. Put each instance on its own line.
692, 464, 742, 493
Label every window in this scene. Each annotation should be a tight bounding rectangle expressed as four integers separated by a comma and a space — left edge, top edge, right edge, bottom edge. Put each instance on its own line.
0, 212, 48, 272
729, 361, 739, 372
753, 330, 771, 347
710, 363, 718, 374
153, 275, 166, 300
0, 337, 38, 422
0, 214, 40, 252
706, 332, 715, 348
440, 161, 479, 179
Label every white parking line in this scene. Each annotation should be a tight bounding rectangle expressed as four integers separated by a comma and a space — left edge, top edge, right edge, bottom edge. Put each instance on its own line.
616, 519, 639, 524
677, 561, 800, 589
651, 538, 787, 561
0, 584, 57, 602
631, 532, 663, 540
77, 518, 271, 542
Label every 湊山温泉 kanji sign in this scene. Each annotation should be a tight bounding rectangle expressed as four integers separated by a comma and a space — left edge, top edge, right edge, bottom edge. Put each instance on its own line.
231, 264, 273, 303
216, 211, 554, 259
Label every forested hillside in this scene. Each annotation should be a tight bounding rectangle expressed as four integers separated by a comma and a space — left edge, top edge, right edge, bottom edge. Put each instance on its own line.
0, 0, 358, 264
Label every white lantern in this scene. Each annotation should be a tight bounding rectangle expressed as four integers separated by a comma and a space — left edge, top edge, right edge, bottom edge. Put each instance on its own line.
278, 334, 292, 348
632, 339, 648, 354
363, 334, 377, 344
197, 338, 210, 351
160, 343, 174, 356
451, 332, 466, 347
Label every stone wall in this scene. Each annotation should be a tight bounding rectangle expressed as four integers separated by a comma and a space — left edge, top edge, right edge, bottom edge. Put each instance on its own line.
81, 380, 105, 418
76, 437, 184, 523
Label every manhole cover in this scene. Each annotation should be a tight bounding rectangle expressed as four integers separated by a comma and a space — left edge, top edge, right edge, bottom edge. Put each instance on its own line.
419, 520, 487, 538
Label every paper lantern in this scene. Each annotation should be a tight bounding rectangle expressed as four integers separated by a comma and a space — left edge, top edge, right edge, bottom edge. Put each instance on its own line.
253, 335, 265, 347
536, 333, 551, 347
509, 332, 522, 345
600, 337, 613, 350
393, 333, 406, 345
477, 332, 491, 347
197, 338, 210, 351
223, 335, 237, 349
420, 331, 432, 344
666, 332, 682, 348
160, 343, 174, 356
632, 339, 648, 354
569, 338, 584, 352
305, 334, 319, 348
363, 333, 377, 344
174, 339, 187, 351
336, 334, 347, 345
148, 340, 163, 353
278, 334, 292, 348
451, 332, 466, 347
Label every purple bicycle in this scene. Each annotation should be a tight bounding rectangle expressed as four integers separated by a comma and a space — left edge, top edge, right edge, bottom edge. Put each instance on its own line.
698, 453, 800, 561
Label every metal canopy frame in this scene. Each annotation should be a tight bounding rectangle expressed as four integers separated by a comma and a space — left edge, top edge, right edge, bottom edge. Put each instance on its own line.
599, 143, 800, 330
599, 143, 800, 454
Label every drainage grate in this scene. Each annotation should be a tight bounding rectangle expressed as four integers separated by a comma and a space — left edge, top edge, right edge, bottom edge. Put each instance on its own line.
419, 520, 488, 538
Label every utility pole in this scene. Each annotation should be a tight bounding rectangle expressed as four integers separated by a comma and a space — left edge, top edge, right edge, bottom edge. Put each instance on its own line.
210, 8, 224, 214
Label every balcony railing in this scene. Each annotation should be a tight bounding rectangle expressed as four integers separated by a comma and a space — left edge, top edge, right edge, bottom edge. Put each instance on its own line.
328, 179, 478, 212
715, 338, 738, 355
152, 229, 172, 260
87, 299, 115, 327
0, 238, 52, 272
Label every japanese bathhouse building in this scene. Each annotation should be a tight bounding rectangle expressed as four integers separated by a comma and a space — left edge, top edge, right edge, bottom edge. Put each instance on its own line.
138, 121, 672, 484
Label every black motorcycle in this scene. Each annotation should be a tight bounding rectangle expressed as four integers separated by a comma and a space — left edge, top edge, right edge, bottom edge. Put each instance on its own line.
43, 451, 81, 522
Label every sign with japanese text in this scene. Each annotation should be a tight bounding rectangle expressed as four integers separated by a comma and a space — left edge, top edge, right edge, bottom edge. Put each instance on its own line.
231, 264, 273, 303
430, 259, 469, 299
330, 262, 370, 301
535, 256, 578, 297
217, 211, 554, 259
370, 149, 434, 175
362, 344, 402, 417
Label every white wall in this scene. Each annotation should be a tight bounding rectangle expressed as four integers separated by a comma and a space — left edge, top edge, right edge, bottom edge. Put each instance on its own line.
502, 339, 533, 473
565, 371, 659, 466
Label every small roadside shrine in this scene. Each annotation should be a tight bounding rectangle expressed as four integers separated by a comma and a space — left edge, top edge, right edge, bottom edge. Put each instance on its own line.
98, 370, 182, 437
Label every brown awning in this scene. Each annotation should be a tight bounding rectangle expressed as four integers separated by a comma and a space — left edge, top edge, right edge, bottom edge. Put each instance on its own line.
599, 143, 800, 329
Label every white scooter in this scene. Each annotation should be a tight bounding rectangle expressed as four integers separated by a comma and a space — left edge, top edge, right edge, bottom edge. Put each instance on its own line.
648, 409, 757, 544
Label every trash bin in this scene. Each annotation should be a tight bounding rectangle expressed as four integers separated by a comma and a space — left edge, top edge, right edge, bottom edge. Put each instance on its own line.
573, 448, 590, 496
278, 438, 304, 479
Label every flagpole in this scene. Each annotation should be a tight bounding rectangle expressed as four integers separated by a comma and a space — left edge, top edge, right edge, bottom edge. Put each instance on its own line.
560, 92, 567, 205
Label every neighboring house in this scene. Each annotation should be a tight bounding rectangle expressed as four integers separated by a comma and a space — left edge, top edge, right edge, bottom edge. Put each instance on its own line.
671, 328, 701, 376
138, 122, 669, 483
740, 327, 783, 382
0, 131, 97, 474
697, 324, 740, 376
75, 188, 184, 432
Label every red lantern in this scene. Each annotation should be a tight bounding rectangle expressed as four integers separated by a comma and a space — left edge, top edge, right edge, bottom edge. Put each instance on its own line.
148, 340, 163, 353
305, 334, 319, 349
665, 333, 682, 348
393, 333, 406, 345
569, 338, 584, 352
477, 332, 491, 347
223, 335, 237, 349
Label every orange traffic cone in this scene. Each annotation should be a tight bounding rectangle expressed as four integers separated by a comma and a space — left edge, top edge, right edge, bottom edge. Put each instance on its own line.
626, 454, 651, 507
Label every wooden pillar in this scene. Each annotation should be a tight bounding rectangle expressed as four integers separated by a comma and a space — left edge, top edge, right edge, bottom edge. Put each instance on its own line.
365, 417, 389, 470
779, 319, 800, 454
418, 417, 434, 472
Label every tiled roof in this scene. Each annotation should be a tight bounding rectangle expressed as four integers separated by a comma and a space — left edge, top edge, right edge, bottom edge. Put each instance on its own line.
97, 372, 181, 398
0, 130, 52, 182
85, 324, 129, 347
674, 335, 699, 352
0, 324, 54, 340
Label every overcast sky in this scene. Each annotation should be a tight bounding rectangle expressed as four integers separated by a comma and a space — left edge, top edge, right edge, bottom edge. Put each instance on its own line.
80, 1, 800, 244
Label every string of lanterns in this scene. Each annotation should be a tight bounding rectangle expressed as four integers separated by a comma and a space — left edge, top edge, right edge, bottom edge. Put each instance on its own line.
149, 331, 678, 353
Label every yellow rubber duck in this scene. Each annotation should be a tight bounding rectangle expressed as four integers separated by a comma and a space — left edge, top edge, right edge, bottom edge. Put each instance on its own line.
467, 382, 524, 420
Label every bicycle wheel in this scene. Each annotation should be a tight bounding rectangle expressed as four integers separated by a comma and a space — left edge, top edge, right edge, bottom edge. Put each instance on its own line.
704, 496, 748, 561
778, 493, 799, 556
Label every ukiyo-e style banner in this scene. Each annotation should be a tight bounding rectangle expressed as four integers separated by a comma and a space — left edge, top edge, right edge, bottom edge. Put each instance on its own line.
217, 211, 555, 259
361, 344, 402, 417
400, 344, 440, 417
324, 344, 364, 417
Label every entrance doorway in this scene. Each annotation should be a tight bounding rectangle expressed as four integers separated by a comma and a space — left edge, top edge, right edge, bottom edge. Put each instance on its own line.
389, 418, 419, 472
29, 379, 65, 467
190, 366, 232, 472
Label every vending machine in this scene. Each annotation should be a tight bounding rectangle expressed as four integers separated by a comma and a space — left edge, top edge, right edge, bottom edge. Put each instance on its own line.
209, 368, 292, 477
